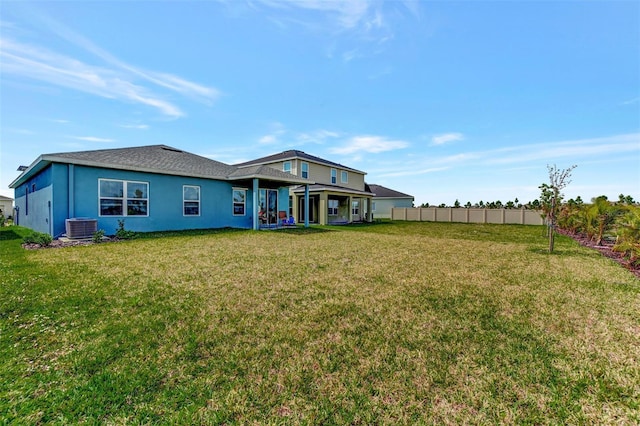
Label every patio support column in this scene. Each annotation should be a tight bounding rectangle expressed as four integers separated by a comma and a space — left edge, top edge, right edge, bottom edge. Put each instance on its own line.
252, 178, 259, 230
304, 184, 310, 227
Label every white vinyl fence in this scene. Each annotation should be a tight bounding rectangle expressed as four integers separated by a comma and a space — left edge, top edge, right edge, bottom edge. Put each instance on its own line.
391, 207, 544, 225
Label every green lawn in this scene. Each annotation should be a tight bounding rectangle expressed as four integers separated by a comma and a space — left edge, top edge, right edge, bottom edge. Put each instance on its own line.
1, 222, 638, 424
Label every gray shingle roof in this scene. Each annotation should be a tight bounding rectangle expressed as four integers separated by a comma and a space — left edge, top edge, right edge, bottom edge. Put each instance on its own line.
235, 150, 365, 174
46, 145, 238, 178
368, 184, 414, 199
10, 145, 312, 188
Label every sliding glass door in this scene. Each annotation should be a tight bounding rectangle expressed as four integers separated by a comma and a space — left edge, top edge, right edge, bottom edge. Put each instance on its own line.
259, 189, 278, 226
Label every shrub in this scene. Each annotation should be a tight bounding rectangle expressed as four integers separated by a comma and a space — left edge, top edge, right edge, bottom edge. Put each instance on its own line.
115, 219, 137, 240
23, 231, 53, 247
92, 229, 106, 244
613, 206, 640, 267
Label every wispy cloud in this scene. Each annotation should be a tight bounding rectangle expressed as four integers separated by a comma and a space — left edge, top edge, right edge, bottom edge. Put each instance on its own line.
486, 133, 640, 165
258, 122, 287, 144
376, 133, 640, 178
251, 0, 418, 61
72, 136, 114, 143
119, 124, 149, 130
431, 132, 464, 146
258, 123, 340, 146
330, 135, 409, 155
0, 11, 220, 118
621, 97, 639, 106
378, 166, 449, 178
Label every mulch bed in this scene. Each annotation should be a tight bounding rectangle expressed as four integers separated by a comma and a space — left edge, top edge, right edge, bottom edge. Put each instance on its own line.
557, 229, 640, 279
22, 237, 115, 250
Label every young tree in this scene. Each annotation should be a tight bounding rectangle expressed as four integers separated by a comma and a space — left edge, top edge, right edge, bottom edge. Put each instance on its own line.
541, 164, 577, 253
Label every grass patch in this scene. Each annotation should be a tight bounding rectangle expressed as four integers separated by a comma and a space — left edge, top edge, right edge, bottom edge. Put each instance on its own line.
1, 223, 638, 424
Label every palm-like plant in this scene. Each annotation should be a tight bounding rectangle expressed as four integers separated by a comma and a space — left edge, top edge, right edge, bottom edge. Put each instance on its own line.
613, 206, 640, 267
587, 196, 623, 246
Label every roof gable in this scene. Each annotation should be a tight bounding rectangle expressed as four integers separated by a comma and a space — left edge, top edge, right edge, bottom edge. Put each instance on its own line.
235, 150, 365, 175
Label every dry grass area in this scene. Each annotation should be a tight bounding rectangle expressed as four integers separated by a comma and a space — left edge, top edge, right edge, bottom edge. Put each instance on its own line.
1, 222, 638, 424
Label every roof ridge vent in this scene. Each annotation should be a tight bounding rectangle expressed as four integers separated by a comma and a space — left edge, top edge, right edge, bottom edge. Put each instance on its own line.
161, 146, 183, 153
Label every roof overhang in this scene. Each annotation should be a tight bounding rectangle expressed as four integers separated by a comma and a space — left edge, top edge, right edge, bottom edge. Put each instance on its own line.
291, 185, 374, 197
10, 155, 316, 189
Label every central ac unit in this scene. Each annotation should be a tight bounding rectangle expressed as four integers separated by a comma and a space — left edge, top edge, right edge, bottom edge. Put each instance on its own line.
65, 218, 97, 239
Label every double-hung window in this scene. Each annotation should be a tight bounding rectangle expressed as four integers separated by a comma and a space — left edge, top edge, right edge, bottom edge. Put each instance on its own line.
233, 188, 246, 216
328, 199, 339, 216
283, 161, 291, 174
183, 185, 200, 216
352, 201, 359, 215
341, 171, 348, 183
301, 162, 309, 179
331, 168, 337, 184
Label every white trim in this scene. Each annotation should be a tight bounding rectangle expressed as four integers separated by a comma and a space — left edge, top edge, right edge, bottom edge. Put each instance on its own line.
183, 185, 201, 217
232, 188, 246, 216
98, 178, 149, 217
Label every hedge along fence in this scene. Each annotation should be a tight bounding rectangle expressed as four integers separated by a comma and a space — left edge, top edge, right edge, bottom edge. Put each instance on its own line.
391, 207, 544, 225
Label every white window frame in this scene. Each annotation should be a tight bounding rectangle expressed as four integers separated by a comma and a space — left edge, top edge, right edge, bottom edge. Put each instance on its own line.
283, 161, 291, 174
301, 162, 309, 179
99, 178, 149, 217
341, 171, 348, 183
233, 188, 247, 216
331, 168, 337, 184
183, 185, 200, 216
328, 199, 339, 216
352, 200, 359, 215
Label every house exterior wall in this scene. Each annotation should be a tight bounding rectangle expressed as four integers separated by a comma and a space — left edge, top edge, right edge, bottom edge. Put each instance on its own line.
373, 197, 414, 219
265, 159, 366, 192
13, 165, 54, 234
14, 163, 268, 236
0, 198, 13, 218
70, 165, 254, 235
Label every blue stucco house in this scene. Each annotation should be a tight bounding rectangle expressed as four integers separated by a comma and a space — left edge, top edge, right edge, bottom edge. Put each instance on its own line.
9, 145, 312, 237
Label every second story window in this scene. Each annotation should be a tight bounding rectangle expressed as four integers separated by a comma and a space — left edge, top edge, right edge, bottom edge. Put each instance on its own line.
283, 161, 291, 173
331, 168, 337, 184
341, 171, 348, 183
301, 162, 309, 179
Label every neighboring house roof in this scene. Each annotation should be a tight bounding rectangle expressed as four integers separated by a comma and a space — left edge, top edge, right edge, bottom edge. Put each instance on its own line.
10, 145, 312, 188
235, 150, 366, 175
0, 195, 14, 201
368, 184, 414, 199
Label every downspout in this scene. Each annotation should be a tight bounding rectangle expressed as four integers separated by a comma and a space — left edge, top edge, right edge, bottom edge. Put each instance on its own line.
68, 164, 75, 218
304, 184, 309, 228
252, 178, 259, 230
48, 200, 52, 236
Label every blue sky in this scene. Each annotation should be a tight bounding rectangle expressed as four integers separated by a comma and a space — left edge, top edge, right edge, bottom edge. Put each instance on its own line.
1, 0, 638, 205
